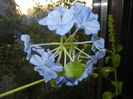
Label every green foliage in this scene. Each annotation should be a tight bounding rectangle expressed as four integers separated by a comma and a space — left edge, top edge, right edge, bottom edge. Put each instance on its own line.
102, 15, 124, 99
115, 44, 123, 52
111, 81, 124, 95
100, 69, 110, 78
0, 43, 27, 79
0, 1, 56, 98
50, 79, 59, 88
103, 91, 115, 99
98, 67, 114, 78
64, 61, 84, 78
105, 56, 110, 64
108, 15, 116, 53
112, 54, 121, 68
90, 73, 98, 78
108, 15, 116, 43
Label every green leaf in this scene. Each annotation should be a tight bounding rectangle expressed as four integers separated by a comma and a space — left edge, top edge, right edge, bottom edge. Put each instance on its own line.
50, 79, 59, 88
111, 81, 124, 94
101, 70, 110, 78
99, 67, 113, 78
103, 91, 115, 99
90, 73, 98, 78
115, 44, 123, 52
112, 54, 121, 68
64, 61, 84, 78
105, 56, 110, 64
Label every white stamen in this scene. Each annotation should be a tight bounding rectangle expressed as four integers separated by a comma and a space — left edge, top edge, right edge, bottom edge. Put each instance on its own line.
75, 47, 91, 58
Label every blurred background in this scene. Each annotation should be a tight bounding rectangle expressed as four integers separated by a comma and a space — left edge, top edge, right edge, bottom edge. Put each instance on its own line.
0, 0, 132, 99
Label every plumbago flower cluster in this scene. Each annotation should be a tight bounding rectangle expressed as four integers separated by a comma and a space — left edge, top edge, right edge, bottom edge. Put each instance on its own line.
21, 2, 106, 87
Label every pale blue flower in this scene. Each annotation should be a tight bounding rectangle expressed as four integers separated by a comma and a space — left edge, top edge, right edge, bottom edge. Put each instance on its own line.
21, 34, 30, 53
55, 76, 77, 86
55, 49, 106, 87
62, 58, 95, 86
54, 6, 66, 15
21, 34, 45, 60
55, 67, 91, 86
73, 60, 94, 85
71, 2, 100, 35
91, 34, 105, 52
29, 50, 62, 82
80, 49, 106, 80
95, 49, 106, 59
21, 34, 31, 60
88, 49, 106, 65
55, 49, 105, 87
55, 76, 67, 87
39, 7, 75, 36
38, 6, 66, 26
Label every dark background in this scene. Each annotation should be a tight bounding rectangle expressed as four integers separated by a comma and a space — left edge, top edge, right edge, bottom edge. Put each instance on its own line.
109, 0, 133, 98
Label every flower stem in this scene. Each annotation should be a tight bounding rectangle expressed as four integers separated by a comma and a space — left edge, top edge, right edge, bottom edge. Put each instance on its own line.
63, 47, 73, 61
75, 47, 91, 58
114, 70, 118, 96
73, 41, 92, 44
57, 51, 62, 63
64, 28, 79, 43
64, 51, 67, 66
31, 42, 61, 46
31, 41, 92, 46
93, 67, 115, 71
51, 47, 59, 52
0, 79, 44, 98
77, 44, 89, 59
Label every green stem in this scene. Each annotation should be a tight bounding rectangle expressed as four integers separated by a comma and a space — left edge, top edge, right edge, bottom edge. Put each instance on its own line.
53, 45, 63, 56
0, 79, 44, 98
112, 40, 115, 54
114, 70, 118, 96
64, 50, 67, 66
63, 47, 73, 61
65, 28, 79, 43
77, 44, 88, 59
31, 42, 61, 46
57, 51, 62, 63
31, 41, 92, 47
60, 36, 64, 44
75, 47, 91, 58
93, 67, 115, 71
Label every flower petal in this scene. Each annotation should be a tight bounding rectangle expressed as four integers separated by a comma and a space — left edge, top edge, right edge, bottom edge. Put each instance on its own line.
85, 60, 93, 74
30, 55, 44, 66
21, 34, 30, 42
21, 34, 30, 52
32, 46, 46, 55
34, 66, 45, 76
38, 17, 47, 25
93, 38, 105, 50
96, 49, 106, 59
85, 20, 100, 34
55, 22, 74, 35
94, 14, 98, 20
78, 72, 88, 81
43, 68, 57, 82
47, 10, 61, 25
54, 6, 66, 15
34, 66, 57, 82
70, 2, 83, 14
49, 64, 62, 72
62, 9, 74, 24
55, 76, 67, 87
47, 25, 60, 31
